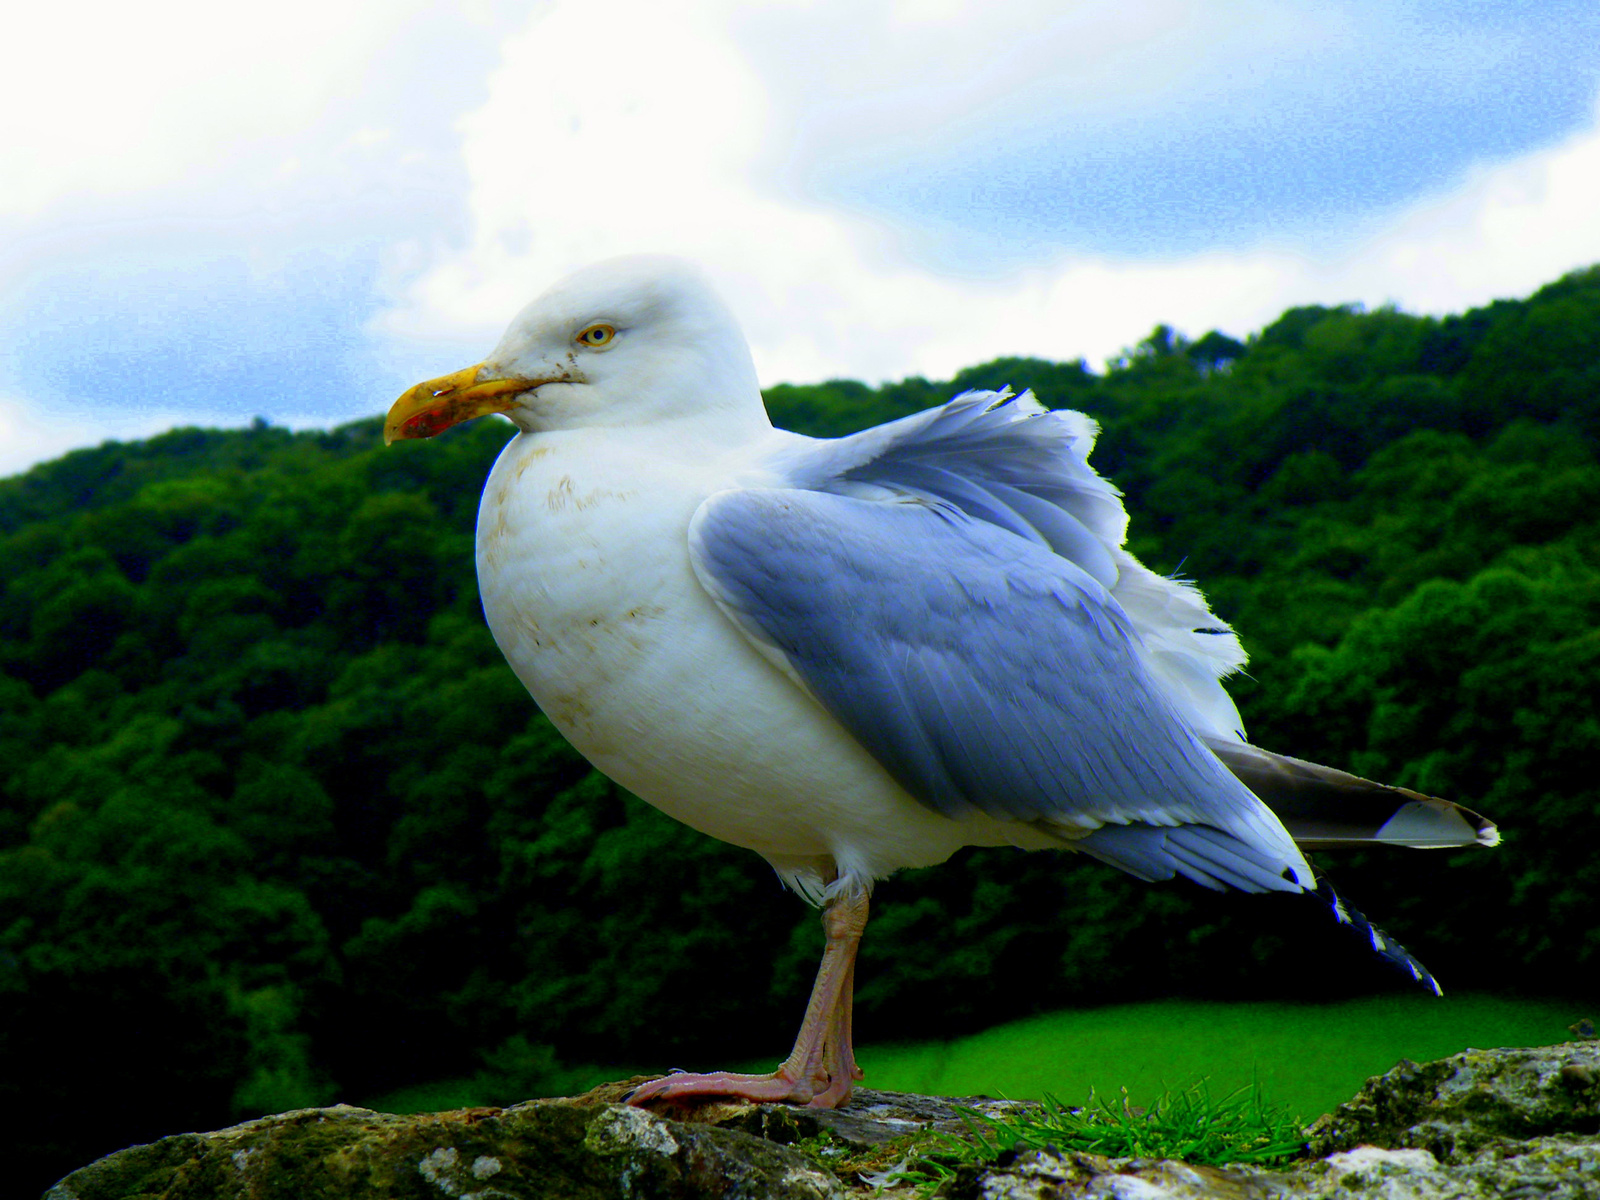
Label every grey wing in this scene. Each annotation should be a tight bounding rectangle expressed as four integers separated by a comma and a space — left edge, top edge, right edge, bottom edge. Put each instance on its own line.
765, 389, 1250, 741
689, 486, 1312, 896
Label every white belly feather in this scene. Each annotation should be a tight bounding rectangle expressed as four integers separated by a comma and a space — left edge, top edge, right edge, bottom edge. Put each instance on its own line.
474, 427, 1053, 891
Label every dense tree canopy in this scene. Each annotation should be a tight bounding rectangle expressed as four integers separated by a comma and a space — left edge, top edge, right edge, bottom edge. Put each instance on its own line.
4, 266, 1598, 1190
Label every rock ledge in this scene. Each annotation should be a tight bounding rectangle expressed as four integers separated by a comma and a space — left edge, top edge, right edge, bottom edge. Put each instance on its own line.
46, 1042, 1600, 1199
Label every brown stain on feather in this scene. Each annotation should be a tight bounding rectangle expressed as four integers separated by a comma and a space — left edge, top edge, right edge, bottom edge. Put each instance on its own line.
545, 474, 632, 512
514, 445, 552, 479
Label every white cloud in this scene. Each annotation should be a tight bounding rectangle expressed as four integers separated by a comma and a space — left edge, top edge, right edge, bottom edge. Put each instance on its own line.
0, 393, 201, 478
0, 1, 448, 214
736, 0, 1347, 175
1320, 113, 1600, 312
377, 0, 1600, 385
4, 0, 1600, 481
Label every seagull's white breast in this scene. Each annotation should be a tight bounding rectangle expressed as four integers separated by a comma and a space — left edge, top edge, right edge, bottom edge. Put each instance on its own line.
474, 425, 1051, 891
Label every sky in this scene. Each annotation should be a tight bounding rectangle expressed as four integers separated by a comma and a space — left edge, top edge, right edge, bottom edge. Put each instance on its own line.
3, 0, 1600, 477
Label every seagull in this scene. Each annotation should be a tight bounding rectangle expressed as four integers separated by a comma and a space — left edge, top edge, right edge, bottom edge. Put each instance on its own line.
385, 256, 1497, 1110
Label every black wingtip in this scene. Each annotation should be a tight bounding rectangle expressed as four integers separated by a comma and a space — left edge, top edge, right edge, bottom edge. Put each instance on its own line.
1311, 871, 1442, 996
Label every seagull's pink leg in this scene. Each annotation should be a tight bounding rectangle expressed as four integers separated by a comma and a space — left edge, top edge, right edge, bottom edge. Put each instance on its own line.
628, 889, 869, 1109
805, 903, 865, 1108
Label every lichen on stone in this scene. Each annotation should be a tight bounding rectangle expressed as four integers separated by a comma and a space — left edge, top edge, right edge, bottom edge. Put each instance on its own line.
583, 1103, 681, 1158
42, 1043, 1600, 1199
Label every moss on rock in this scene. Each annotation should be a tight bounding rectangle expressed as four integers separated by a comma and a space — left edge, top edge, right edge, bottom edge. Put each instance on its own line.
1309, 1041, 1600, 1160
42, 1045, 1600, 1199
44, 1099, 844, 1200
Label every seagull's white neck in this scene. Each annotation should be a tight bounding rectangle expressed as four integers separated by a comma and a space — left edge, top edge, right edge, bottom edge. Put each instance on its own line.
508, 397, 774, 453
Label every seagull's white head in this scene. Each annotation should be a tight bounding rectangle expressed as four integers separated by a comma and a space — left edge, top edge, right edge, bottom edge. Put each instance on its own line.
385, 256, 767, 444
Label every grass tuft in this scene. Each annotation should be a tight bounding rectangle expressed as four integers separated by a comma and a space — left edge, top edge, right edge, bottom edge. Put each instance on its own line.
890, 1081, 1308, 1192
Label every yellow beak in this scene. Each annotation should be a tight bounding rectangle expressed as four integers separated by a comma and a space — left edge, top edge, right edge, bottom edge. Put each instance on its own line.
384, 363, 538, 445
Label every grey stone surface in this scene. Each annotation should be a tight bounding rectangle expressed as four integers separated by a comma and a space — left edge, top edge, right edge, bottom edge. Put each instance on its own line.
1308, 1040, 1600, 1159
43, 1043, 1600, 1198
43, 1098, 847, 1200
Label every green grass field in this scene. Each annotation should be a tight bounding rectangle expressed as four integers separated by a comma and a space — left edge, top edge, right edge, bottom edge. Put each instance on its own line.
368, 993, 1584, 1119
859, 993, 1584, 1119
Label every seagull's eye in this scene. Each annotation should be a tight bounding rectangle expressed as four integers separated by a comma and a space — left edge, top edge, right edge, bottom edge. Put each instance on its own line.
576, 323, 617, 349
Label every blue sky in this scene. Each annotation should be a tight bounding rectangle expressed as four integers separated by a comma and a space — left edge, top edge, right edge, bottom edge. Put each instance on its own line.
816, 2, 1600, 262
4, 0, 1600, 475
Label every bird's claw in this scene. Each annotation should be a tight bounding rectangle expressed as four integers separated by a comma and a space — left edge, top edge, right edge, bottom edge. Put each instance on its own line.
627, 1067, 842, 1108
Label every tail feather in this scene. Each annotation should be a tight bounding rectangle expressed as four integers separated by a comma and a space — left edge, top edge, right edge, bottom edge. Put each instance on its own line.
1203, 738, 1499, 851
1312, 870, 1441, 996
1073, 822, 1305, 894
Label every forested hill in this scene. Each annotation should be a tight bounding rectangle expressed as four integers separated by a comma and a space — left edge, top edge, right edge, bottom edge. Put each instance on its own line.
5, 266, 1600, 1191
